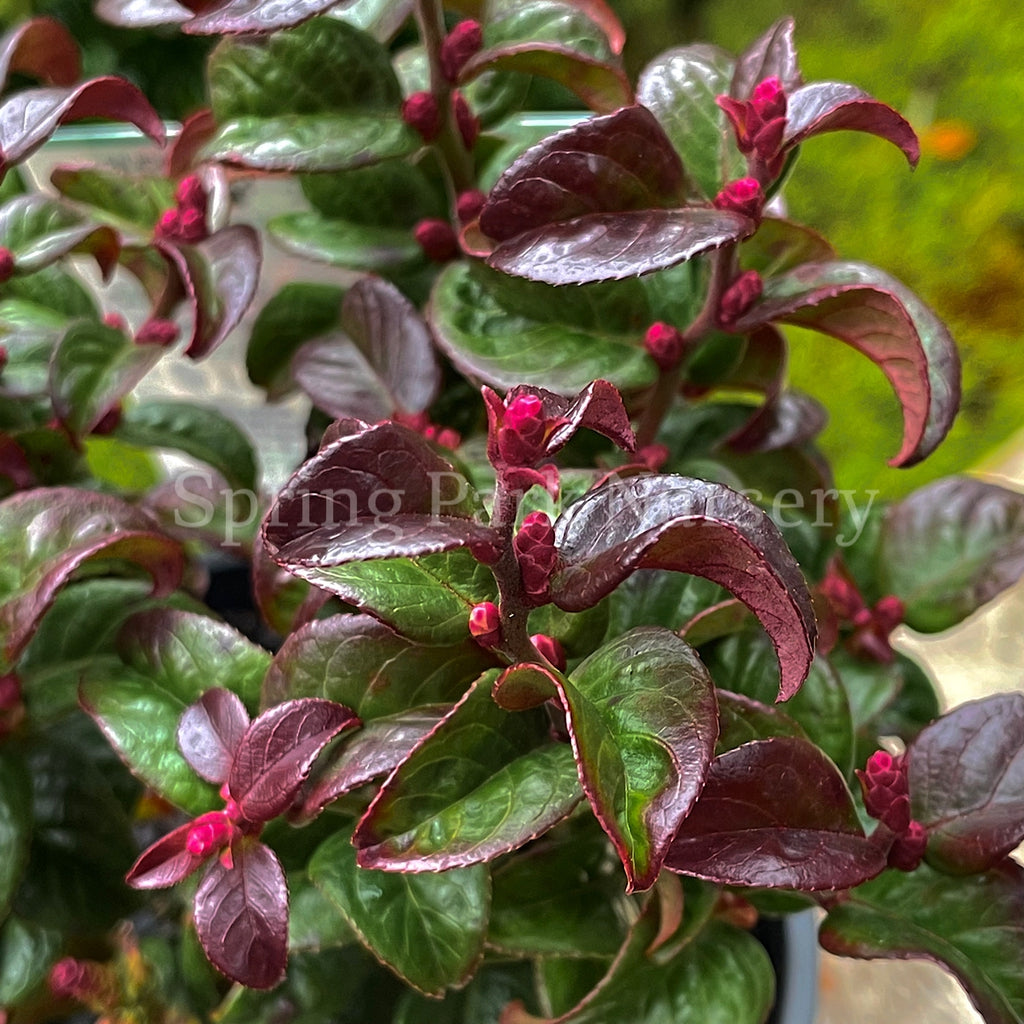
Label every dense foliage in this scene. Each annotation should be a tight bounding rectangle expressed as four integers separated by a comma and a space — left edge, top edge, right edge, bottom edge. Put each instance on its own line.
0, 3, 1022, 1022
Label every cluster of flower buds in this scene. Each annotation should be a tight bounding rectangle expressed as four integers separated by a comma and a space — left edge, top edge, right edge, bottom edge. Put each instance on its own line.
514, 511, 558, 603
713, 177, 766, 221
717, 270, 763, 329
856, 750, 928, 871
495, 394, 549, 466
819, 559, 905, 663
717, 76, 789, 181
155, 174, 209, 245
185, 807, 240, 863
644, 321, 685, 371
393, 410, 460, 450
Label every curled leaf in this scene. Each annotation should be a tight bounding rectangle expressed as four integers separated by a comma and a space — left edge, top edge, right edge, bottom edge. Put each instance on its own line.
125, 820, 205, 890
178, 688, 251, 787
0, 17, 80, 90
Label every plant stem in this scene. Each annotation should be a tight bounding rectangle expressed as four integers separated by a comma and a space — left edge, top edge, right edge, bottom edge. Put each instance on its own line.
414, 0, 476, 196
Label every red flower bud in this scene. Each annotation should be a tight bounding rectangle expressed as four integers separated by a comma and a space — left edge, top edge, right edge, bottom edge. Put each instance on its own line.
452, 91, 480, 149
135, 318, 180, 347
0, 247, 15, 283
498, 395, 549, 467
175, 173, 207, 213
176, 207, 208, 243
102, 312, 127, 331
185, 811, 236, 856
644, 321, 685, 371
155, 208, 182, 241
887, 820, 927, 872
713, 177, 765, 220
751, 76, 787, 121
401, 91, 442, 141
49, 958, 113, 1004
514, 511, 557, 602
456, 189, 487, 225
531, 633, 566, 672
469, 601, 501, 647
637, 444, 669, 471
440, 20, 483, 83
873, 595, 905, 633
717, 270, 763, 328
91, 405, 122, 436
414, 218, 459, 262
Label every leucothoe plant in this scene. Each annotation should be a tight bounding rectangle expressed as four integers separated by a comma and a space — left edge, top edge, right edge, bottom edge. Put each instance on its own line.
0, 4, 1022, 1024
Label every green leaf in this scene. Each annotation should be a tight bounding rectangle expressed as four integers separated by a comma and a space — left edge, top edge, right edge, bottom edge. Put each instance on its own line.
287, 873, 355, 952
115, 400, 259, 493
394, 961, 540, 1024
606, 569, 727, 637
269, 212, 423, 271
49, 320, 164, 436
84, 435, 162, 492
50, 165, 174, 233
636, 44, 745, 199
353, 673, 581, 869
0, 194, 117, 275
559, 627, 719, 890
430, 262, 656, 394
820, 861, 1024, 1024
0, 263, 96, 319
0, 749, 31, 919
0, 914, 62, 1006
309, 826, 490, 996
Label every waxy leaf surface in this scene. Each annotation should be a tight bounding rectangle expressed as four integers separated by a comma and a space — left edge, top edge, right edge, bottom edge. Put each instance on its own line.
310, 827, 490, 996
666, 736, 885, 890
908, 693, 1024, 874
734, 260, 960, 467
228, 698, 358, 823
551, 475, 816, 700
0, 488, 182, 666
195, 838, 288, 990
0, 17, 80, 90
97, 0, 342, 33
125, 819, 206, 889
178, 687, 250, 786
820, 861, 1024, 1024
0, 79, 164, 178
354, 673, 581, 869
879, 476, 1024, 632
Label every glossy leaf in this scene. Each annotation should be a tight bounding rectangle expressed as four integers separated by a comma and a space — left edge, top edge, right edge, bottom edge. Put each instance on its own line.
353, 673, 581, 869
739, 217, 835, 278
784, 81, 920, 167
666, 736, 886, 889
50, 165, 174, 233
879, 476, 1024, 632
0, 749, 31, 916
97, 0, 342, 33
543, 628, 718, 891
502, 892, 774, 1024
178, 687, 251, 787
292, 334, 392, 422
195, 838, 288, 990
264, 420, 497, 567
734, 260, 960, 467
0, 17, 80, 90
159, 225, 262, 359
115, 400, 260, 494
228, 698, 358, 823
636, 44, 744, 200
730, 17, 801, 99
715, 690, 809, 754
0, 78, 165, 178
0, 914, 62, 1007
551, 475, 816, 700
429, 262, 657, 393
0, 195, 118, 278
907, 693, 1024, 874
49, 320, 163, 436
125, 819, 206, 889
0, 488, 183, 667
309, 826, 490, 996
820, 861, 1024, 1024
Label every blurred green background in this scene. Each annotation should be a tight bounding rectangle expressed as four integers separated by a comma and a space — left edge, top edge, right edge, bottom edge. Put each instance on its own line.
2, 0, 1021, 496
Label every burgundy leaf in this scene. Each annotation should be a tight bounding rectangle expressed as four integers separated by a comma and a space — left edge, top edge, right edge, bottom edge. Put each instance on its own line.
341, 276, 441, 416
166, 108, 218, 177
0, 79, 165, 178
666, 736, 887, 889
733, 260, 960, 467
228, 698, 358, 823
263, 421, 497, 568
908, 693, 1024, 874
479, 106, 687, 242
301, 705, 450, 818
157, 225, 261, 360
487, 207, 754, 285
550, 475, 816, 700
125, 820, 205, 889
194, 838, 288, 990
728, 390, 828, 453
292, 334, 392, 423
730, 16, 802, 99
784, 82, 920, 168
178, 688, 251, 786
0, 488, 183, 665
0, 17, 80, 91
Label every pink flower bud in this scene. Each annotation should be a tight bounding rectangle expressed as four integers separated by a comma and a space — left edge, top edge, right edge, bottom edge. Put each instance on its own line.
713, 177, 765, 220
174, 173, 207, 213
468, 601, 501, 647
514, 511, 558, 602
857, 749, 912, 827
185, 811, 235, 856
717, 270, 763, 328
176, 207, 208, 243
873, 595, 906, 633
135, 318, 180, 347
456, 189, 487, 224
751, 76, 787, 121
414, 218, 459, 262
102, 312, 127, 331
644, 321, 685, 370
0, 673, 21, 710
452, 91, 480, 149
498, 394, 548, 467
0, 247, 14, 283
49, 958, 112, 1004
531, 633, 566, 672
401, 91, 442, 141
440, 20, 483, 82
155, 208, 182, 241
887, 820, 927, 872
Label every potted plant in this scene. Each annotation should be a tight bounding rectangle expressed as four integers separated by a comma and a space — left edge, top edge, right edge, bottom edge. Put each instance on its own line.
0, 3, 1022, 1022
